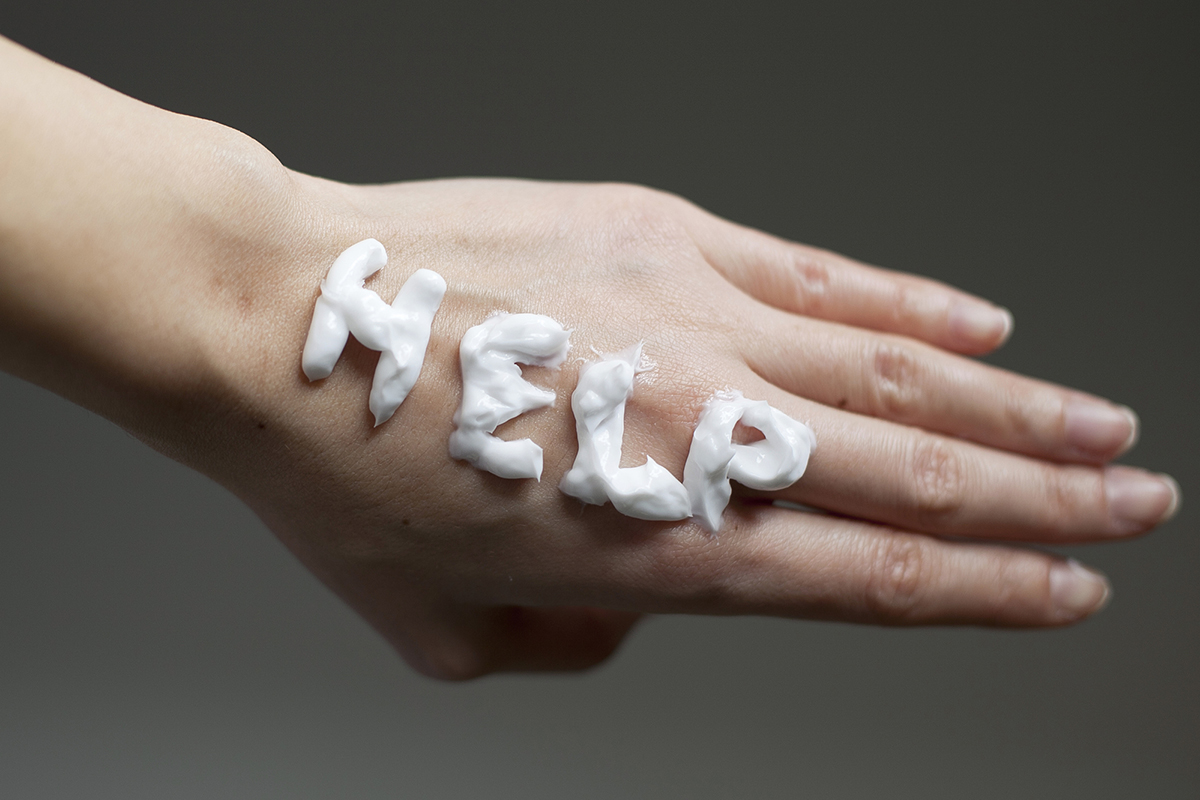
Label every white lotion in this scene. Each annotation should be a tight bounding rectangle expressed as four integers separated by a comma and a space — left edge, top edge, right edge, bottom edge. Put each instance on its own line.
302, 238, 446, 426
683, 390, 816, 532
449, 312, 571, 480
559, 345, 691, 520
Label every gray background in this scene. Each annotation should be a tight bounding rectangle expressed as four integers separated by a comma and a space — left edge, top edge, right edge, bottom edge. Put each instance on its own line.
1, 2, 1196, 797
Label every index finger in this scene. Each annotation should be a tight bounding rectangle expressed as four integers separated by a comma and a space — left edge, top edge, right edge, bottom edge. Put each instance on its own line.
688, 211, 1013, 356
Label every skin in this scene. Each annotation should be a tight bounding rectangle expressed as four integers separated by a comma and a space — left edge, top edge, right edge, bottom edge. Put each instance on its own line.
0, 37, 1181, 680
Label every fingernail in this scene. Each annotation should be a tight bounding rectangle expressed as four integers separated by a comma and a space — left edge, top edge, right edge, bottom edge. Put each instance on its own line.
1064, 399, 1139, 457
949, 302, 1012, 346
1105, 466, 1180, 533
1050, 559, 1111, 620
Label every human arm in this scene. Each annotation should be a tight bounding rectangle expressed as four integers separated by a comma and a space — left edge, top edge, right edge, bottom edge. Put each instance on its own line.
0, 36, 1179, 679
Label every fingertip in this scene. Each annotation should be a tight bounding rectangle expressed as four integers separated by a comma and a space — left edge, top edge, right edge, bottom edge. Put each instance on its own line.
1117, 405, 1140, 456
946, 302, 1014, 354
996, 306, 1015, 346
1160, 473, 1182, 522
1104, 466, 1179, 535
1064, 399, 1140, 461
1049, 559, 1111, 623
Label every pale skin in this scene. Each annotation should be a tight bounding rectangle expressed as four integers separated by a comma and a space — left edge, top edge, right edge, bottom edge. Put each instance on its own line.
0, 37, 1181, 680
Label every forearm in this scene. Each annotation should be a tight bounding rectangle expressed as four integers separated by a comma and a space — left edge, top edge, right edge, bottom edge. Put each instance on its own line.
0, 36, 310, 453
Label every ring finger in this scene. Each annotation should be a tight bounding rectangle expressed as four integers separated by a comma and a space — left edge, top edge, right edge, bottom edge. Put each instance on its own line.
737, 370, 1178, 542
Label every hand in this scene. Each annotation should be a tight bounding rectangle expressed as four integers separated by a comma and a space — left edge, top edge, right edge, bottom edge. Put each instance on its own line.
197, 175, 1172, 679
0, 37, 1179, 681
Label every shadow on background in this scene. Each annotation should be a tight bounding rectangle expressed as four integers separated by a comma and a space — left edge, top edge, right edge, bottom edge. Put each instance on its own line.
0, 2, 1196, 798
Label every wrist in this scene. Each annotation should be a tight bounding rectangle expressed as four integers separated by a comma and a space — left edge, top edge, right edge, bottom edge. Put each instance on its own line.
0, 36, 323, 468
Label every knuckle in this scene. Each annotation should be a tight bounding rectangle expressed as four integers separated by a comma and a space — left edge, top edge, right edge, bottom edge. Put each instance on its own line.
598, 181, 661, 210
889, 281, 924, 329
784, 248, 834, 315
602, 181, 674, 205
602, 184, 686, 234
864, 533, 931, 622
1002, 383, 1038, 439
590, 185, 697, 276
989, 556, 1053, 622
1040, 465, 1092, 531
1033, 559, 1059, 620
962, 552, 1056, 626
645, 534, 738, 609
908, 436, 968, 525
1043, 469, 1074, 529
1003, 382, 1069, 452
869, 340, 923, 418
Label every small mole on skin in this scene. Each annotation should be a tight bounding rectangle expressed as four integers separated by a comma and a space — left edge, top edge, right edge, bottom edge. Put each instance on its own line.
837, 397, 848, 408
257, 421, 267, 429
402, 518, 410, 526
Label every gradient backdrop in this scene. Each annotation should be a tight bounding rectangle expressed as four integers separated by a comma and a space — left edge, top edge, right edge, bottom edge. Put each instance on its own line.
1, 2, 1196, 797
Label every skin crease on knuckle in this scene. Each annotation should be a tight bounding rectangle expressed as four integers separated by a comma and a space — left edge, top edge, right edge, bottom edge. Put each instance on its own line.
1001, 378, 1044, 448
856, 535, 1059, 628
907, 435, 969, 530
786, 249, 835, 316
738, 242, 834, 318
863, 533, 931, 624
1038, 462, 1105, 538
987, 555, 1054, 626
869, 338, 924, 420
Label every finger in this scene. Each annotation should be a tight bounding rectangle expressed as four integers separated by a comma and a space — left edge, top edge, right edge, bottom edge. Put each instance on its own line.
739, 371, 1180, 542
630, 504, 1112, 627
741, 307, 1139, 464
687, 212, 1012, 355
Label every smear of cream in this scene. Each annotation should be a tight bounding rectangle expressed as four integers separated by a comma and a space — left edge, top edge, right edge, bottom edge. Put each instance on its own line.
449, 312, 571, 480
683, 390, 816, 532
302, 238, 446, 426
559, 344, 692, 520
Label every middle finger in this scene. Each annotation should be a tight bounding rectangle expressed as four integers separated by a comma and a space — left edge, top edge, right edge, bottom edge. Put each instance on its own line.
741, 304, 1138, 465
